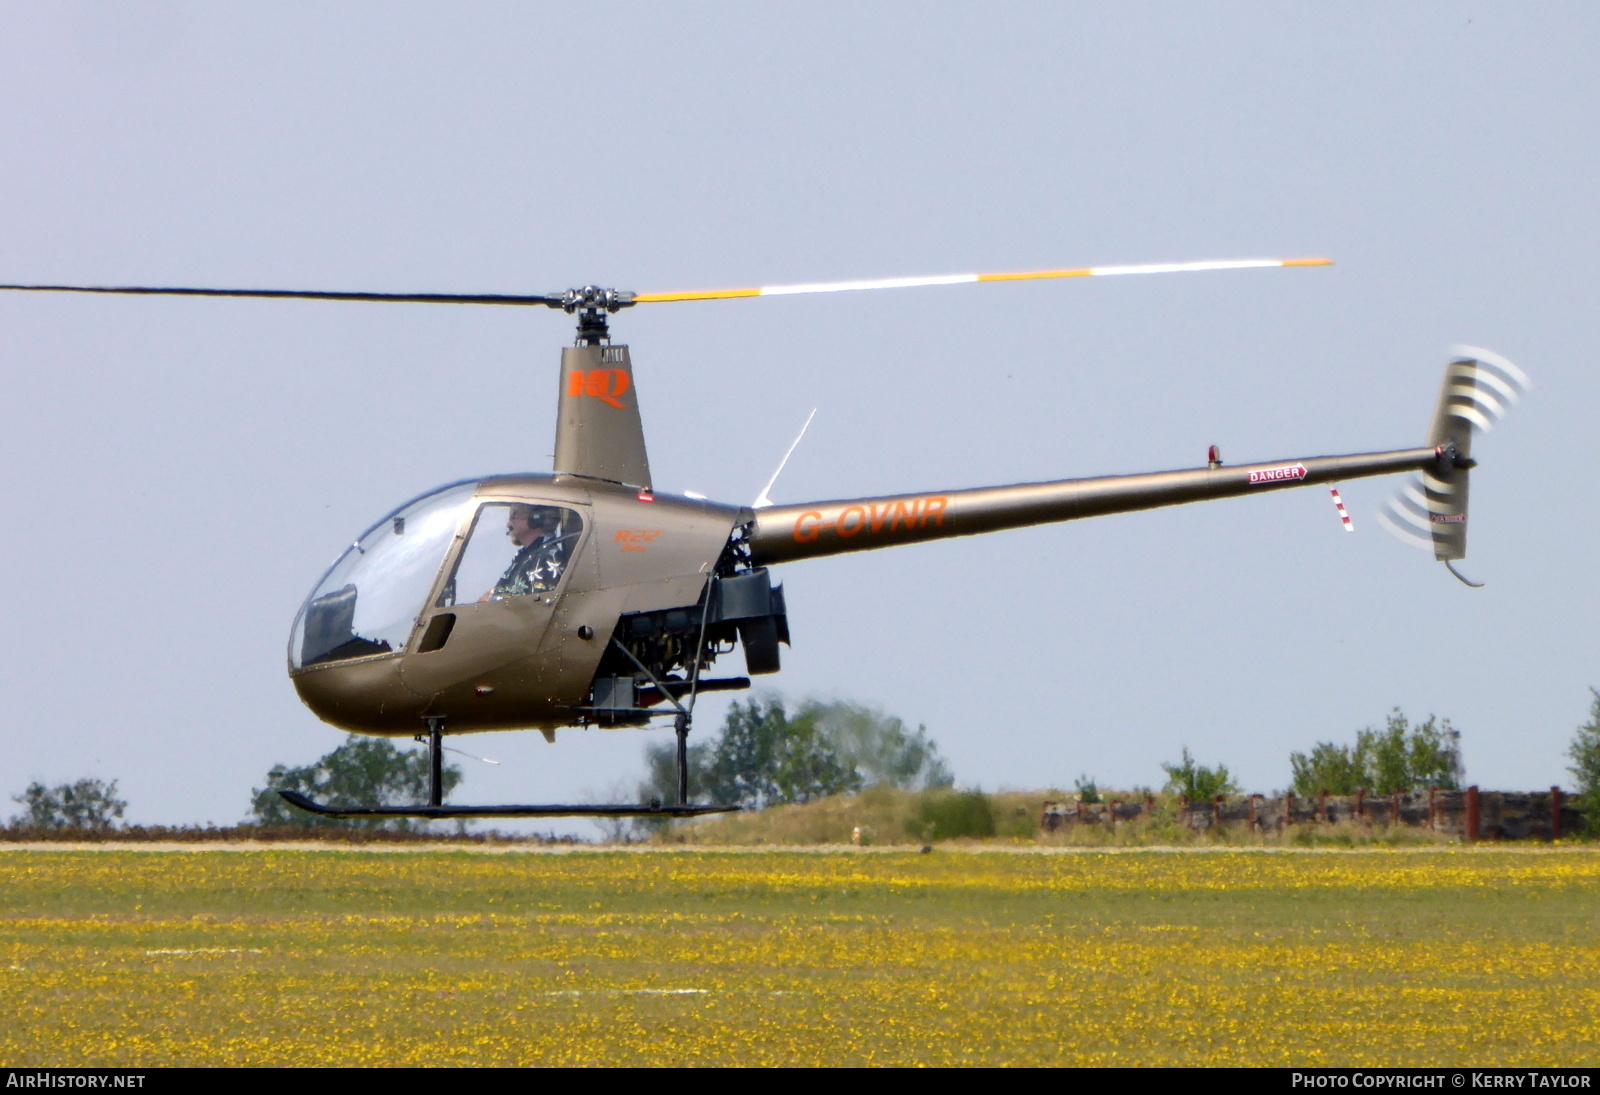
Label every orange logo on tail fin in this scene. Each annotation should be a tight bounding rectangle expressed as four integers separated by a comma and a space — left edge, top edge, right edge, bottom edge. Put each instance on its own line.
566, 369, 632, 409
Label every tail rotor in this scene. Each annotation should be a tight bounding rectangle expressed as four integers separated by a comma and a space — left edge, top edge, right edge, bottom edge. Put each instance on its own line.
1377, 347, 1530, 583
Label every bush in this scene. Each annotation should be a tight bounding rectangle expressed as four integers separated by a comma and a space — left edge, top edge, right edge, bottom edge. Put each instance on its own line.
1289, 709, 1462, 796
11, 778, 126, 831
1161, 748, 1238, 801
908, 790, 995, 841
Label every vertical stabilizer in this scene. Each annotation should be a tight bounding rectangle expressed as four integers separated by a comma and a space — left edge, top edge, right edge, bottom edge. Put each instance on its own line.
1379, 349, 1528, 563
1417, 358, 1477, 560
553, 344, 651, 490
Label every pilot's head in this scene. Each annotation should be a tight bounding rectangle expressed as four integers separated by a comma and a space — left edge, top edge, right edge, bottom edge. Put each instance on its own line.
507, 504, 559, 547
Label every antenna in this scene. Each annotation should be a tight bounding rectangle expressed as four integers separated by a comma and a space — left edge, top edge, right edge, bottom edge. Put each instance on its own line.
754, 408, 817, 509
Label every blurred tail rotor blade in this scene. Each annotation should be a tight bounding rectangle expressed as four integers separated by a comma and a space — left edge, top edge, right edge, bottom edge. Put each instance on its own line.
1442, 345, 1532, 432
1377, 474, 1443, 553
633, 257, 1332, 304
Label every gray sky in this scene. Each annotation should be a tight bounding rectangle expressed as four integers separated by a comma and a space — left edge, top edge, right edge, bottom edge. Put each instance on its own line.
1, 3, 1594, 827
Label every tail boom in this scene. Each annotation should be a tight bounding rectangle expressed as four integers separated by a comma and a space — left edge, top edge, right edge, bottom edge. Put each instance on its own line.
749, 447, 1438, 565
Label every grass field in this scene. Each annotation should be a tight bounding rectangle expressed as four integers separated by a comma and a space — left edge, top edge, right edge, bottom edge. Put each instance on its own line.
3, 846, 1598, 1067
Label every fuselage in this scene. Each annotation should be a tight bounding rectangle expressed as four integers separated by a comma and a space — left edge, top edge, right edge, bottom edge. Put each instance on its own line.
290, 445, 1443, 736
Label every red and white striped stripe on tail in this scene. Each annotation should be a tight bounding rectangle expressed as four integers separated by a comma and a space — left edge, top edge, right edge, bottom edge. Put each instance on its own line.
1329, 488, 1354, 532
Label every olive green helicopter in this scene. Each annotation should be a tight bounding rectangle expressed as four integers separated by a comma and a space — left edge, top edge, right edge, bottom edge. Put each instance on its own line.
0, 260, 1527, 820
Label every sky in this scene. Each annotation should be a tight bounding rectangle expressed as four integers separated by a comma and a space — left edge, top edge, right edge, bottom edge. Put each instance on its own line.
0, 3, 1595, 829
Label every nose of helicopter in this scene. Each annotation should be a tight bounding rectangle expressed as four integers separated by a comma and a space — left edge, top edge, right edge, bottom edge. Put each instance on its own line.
291, 654, 430, 735
286, 480, 483, 733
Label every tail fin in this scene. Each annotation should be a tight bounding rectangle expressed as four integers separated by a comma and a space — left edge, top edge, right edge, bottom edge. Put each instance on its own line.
553, 343, 651, 489
1378, 347, 1529, 563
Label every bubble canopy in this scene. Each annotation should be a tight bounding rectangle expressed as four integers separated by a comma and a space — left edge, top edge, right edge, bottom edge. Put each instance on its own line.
290, 481, 479, 669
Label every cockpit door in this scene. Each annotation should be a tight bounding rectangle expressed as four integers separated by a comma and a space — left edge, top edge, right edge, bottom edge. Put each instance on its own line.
399, 500, 589, 700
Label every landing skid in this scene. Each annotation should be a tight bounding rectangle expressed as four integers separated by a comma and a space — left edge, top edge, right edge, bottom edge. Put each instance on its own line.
277, 790, 737, 820
280, 712, 736, 821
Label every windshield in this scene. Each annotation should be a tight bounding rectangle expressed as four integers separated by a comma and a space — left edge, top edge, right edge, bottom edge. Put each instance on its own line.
289, 482, 478, 668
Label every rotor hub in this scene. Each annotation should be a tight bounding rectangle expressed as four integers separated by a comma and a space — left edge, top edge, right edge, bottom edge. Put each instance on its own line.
553, 286, 635, 345
556, 285, 634, 314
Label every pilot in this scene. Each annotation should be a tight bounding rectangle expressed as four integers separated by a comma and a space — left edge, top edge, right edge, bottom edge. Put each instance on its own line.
490, 504, 570, 598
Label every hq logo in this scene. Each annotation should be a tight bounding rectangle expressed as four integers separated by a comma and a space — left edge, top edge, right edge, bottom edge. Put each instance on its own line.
567, 369, 632, 409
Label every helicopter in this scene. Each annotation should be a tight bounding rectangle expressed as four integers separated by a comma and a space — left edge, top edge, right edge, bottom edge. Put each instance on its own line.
0, 259, 1528, 821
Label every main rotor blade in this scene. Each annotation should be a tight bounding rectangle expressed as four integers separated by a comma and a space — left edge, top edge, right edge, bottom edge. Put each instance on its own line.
632, 257, 1332, 304
0, 283, 564, 307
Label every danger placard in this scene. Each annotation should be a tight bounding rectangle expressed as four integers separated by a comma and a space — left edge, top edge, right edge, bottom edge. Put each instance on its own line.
1248, 463, 1307, 485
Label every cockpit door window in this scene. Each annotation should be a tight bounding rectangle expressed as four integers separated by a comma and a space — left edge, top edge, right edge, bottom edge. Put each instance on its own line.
436, 503, 583, 608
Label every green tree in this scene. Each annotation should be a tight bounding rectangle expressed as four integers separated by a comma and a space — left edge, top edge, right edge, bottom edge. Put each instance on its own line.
804, 700, 954, 790
701, 698, 862, 808
1073, 775, 1102, 804
249, 735, 462, 829
639, 696, 952, 811
1288, 741, 1366, 796
1161, 747, 1239, 801
1567, 689, 1600, 835
10, 778, 126, 831
1289, 709, 1462, 796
